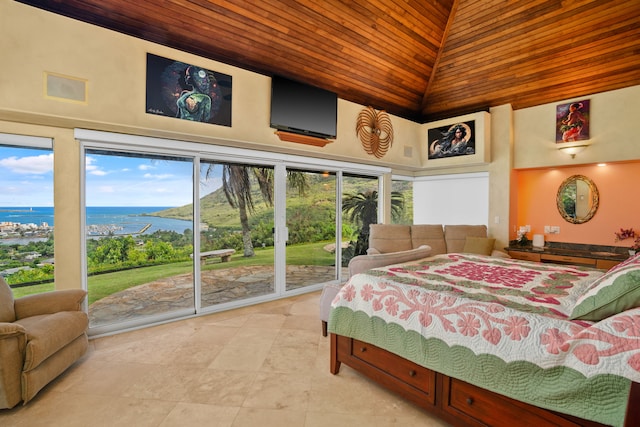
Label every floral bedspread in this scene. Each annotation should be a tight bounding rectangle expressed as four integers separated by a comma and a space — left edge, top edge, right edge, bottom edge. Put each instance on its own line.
328, 253, 640, 426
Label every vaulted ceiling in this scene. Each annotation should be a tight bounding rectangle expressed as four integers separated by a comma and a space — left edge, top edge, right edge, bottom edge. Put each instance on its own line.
17, 0, 640, 123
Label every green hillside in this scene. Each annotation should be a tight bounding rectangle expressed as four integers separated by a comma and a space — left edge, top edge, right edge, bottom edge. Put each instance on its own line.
151, 174, 412, 232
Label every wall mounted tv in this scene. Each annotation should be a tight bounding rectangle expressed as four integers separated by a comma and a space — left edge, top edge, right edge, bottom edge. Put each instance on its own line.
270, 76, 338, 139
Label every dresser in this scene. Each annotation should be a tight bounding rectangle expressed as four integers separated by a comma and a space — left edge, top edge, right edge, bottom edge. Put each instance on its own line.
506, 242, 629, 270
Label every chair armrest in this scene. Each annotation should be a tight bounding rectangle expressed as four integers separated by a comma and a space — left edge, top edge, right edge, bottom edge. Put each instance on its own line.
14, 289, 86, 319
0, 322, 26, 340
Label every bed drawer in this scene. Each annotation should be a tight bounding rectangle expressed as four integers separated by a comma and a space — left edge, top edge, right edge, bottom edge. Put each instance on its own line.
351, 339, 435, 399
443, 377, 582, 427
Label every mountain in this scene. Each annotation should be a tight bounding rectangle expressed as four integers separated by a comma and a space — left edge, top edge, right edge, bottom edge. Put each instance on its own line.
151, 174, 412, 228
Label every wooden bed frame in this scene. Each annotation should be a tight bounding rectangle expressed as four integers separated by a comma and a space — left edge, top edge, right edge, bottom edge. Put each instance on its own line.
330, 333, 640, 427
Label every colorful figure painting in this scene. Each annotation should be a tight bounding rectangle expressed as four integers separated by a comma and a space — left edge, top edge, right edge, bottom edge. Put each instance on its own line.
145, 53, 232, 127
556, 99, 589, 143
427, 121, 475, 159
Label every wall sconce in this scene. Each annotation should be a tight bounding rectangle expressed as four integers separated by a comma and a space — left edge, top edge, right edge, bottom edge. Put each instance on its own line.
558, 144, 587, 159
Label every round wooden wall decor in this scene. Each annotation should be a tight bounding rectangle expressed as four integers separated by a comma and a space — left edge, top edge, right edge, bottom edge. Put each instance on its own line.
356, 106, 393, 158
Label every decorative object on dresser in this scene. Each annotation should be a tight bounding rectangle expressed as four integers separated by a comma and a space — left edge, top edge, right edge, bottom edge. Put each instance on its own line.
614, 228, 640, 256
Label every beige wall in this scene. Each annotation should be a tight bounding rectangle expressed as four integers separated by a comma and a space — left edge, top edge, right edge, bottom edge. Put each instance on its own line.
513, 85, 640, 168
0, 1, 422, 172
1, 1, 639, 290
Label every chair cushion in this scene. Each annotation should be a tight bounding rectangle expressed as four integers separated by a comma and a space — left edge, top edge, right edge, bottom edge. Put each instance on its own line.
411, 224, 446, 254
0, 277, 16, 323
368, 224, 412, 253
13, 311, 88, 371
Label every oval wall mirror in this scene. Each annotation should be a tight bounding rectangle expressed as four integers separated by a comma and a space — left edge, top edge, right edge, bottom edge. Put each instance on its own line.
556, 175, 599, 224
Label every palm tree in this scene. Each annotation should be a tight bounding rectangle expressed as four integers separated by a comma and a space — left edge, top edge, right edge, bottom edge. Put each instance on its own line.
207, 165, 308, 257
342, 190, 405, 257
220, 165, 272, 257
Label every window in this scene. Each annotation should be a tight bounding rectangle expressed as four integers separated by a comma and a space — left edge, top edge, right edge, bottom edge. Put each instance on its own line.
391, 177, 413, 224
77, 129, 389, 334
0, 134, 54, 297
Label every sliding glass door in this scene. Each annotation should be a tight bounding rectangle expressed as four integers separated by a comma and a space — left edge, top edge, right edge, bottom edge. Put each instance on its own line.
84, 149, 194, 330
79, 129, 387, 334
285, 169, 338, 291
198, 160, 275, 309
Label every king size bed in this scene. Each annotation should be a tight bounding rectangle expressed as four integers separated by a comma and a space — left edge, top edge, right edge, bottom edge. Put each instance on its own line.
328, 253, 640, 427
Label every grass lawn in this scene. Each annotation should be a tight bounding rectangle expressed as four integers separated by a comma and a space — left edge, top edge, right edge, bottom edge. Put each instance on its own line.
11, 241, 338, 304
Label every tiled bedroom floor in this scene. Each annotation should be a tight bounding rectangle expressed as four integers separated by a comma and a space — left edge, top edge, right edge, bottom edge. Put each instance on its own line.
0, 291, 450, 427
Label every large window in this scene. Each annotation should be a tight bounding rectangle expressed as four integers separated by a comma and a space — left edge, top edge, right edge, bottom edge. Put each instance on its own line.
0, 135, 54, 297
78, 130, 388, 334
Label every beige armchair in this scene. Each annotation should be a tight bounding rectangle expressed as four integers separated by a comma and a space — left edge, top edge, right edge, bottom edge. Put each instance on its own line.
0, 278, 88, 408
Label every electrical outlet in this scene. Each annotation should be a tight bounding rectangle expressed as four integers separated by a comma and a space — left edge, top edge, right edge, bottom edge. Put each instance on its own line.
544, 225, 551, 234
525, 225, 531, 232
551, 226, 560, 234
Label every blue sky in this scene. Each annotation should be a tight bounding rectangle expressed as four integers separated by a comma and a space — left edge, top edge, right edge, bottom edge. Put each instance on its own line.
0, 146, 222, 207
0, 146, 54, 206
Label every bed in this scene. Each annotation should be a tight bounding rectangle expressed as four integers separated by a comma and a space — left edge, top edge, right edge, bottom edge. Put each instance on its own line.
328, 253, 640, 427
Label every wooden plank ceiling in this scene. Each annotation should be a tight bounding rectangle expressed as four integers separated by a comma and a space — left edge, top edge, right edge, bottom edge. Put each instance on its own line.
17, 0, 640, 122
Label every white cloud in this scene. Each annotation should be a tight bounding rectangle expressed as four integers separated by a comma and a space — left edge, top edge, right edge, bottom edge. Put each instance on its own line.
0, 153, 53, 174
139, 164, 155, 171
143, 173, 173, 179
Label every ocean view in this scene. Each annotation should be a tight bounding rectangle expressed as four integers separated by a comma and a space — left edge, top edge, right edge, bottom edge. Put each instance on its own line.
0, 206, 192, 241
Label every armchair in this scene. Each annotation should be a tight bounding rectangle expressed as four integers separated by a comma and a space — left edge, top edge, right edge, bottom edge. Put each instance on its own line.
0, 278, 88, 408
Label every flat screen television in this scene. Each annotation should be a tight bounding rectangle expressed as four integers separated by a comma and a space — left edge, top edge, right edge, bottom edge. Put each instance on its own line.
270, 76, 337, 139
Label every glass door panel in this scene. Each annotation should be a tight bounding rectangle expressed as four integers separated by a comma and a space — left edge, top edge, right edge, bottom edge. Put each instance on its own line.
198, 161, 275, 308
391, 178, 412, 224
285, 169, 337, 291
85, 149, 194, 330
341, 174, 380, 265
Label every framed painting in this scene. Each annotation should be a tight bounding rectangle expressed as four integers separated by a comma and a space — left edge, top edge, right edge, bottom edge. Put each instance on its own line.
556, 99, 589, 143
145, 53, 232, 127
427, 121, 476, 160
422, 112, 490, 169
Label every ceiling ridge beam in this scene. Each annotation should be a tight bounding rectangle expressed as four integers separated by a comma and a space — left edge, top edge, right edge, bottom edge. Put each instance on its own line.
420, 0, 460, 117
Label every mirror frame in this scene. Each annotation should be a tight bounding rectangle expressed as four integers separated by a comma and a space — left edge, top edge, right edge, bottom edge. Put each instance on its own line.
556, 174, 599, 224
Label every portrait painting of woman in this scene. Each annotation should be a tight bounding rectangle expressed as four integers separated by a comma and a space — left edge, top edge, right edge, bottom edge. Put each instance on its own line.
556, 99, 590, 143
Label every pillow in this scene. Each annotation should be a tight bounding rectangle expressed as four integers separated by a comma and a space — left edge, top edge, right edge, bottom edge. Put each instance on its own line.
570, 253, 640, 321
462, 237, 495, 255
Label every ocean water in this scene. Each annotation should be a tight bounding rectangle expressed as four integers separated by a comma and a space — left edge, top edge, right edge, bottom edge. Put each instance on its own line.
0, 206, 192, 236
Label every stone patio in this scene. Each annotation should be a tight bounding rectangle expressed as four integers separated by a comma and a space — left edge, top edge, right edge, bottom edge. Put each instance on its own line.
89, 265, 346, 325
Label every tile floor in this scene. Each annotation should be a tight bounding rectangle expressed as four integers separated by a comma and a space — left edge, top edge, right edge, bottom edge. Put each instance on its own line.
0, 291, 450, 427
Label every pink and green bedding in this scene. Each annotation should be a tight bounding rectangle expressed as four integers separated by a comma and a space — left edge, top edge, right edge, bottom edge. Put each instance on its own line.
328, 253, 640, 426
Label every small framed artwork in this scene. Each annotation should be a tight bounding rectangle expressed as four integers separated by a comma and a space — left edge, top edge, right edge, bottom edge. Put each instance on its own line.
145, 53, 232, 127
556, 99, 589, 143
427, 121, 475, 159
422, 112, 490, 169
